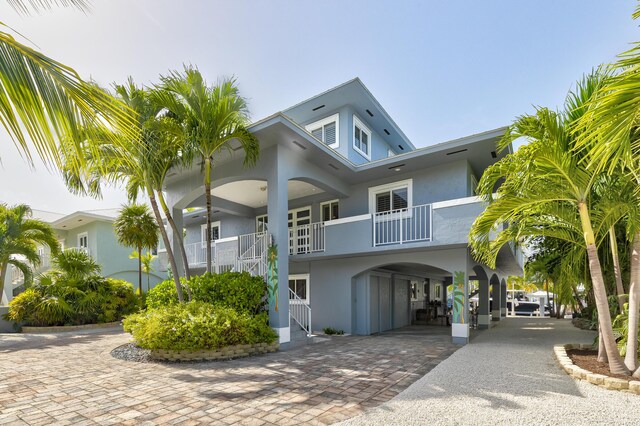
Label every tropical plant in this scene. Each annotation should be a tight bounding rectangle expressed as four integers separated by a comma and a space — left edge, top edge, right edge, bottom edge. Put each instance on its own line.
152, 67, 260, 273
48, 248, 100, 282
470, 72, 635, 375
61, 78, 187, 303
0, 0, 138, 174
130, 250, 156, 292
114, 204, 159, 295
0, 204, 59, 302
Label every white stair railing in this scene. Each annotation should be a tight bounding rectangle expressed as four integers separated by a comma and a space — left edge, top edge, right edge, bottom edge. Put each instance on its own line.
233, 231, 271, 277
289, 288, 311, 336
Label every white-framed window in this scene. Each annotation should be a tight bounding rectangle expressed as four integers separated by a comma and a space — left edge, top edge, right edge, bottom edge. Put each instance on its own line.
305, 113, 339, 149
77, 232, 88, 249
469, 173, 479, 196
353, 115, 371, 160
320, 199, 339, 222
288, 274, 309, 302
368, 179, 413, 214
387, 148, 395, 157
201, 222, 221, 247
256, 215, 268, 232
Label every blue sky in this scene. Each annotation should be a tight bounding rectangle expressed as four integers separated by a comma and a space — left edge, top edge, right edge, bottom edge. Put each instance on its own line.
0, 1, 637, 212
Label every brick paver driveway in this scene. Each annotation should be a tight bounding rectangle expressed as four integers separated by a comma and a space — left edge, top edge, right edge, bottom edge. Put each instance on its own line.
0, 326, 458, 425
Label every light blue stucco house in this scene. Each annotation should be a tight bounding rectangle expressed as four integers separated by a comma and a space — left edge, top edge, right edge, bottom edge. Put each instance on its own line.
2, 208, 165, 305
160, 78, 523, 345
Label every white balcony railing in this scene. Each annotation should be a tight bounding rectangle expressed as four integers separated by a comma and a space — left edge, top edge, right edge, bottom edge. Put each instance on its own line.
289, 222, 325, 255
373, 204, 432, 246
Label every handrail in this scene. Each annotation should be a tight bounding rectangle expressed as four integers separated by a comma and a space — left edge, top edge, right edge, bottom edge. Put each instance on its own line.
373, 203, 431, 246
289, 288, 311, 336
289, 222, 325, 255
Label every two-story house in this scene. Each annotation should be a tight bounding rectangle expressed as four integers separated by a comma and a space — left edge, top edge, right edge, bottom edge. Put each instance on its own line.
161, 78, 524, 345
2, 208, 165, 304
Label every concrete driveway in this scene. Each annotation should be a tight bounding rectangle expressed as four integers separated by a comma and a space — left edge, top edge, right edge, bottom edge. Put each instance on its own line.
0, 325, 457, 425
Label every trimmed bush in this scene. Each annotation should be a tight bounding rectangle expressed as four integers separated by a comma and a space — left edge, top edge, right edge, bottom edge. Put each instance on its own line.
6, 277, 138, 326
122, 301, 277, 351
146, 272, 268, 314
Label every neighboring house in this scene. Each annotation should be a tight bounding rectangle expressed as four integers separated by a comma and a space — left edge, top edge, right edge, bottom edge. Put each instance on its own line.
161, 78, 524, 345
2, 208, 164, 304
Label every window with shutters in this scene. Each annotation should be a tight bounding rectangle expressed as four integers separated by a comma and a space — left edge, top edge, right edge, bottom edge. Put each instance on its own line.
353, 115, 371, 160
305, 113, 339, 149
368, 179, 413, 214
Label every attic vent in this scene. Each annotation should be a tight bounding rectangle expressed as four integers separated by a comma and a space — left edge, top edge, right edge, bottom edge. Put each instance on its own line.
328, 163, 339, 170
384, 129, 390, 135
312, 104, 325, 111
366, 109, 374, 117
388, 163, 405, 170
491, 151, 497, 158
398, 145, 404, 151
292, 140, 307, 150
446, 149, 468, 156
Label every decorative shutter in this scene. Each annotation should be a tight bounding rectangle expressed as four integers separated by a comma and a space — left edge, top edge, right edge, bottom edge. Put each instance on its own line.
324, 122, 336, 146
376, 192, 391, 213
311, 127, 323, 141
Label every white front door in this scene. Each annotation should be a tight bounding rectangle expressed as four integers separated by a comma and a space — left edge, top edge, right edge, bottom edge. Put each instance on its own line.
288, 207, 311, 254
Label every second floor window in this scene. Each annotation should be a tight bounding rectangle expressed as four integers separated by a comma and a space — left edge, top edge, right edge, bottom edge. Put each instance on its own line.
201, 222, 221, 246
321, 200, 339, 221
306, 113, 339, 148
368, 179, 413, 214
353, 115, 371, 160
78, 233, 88, 249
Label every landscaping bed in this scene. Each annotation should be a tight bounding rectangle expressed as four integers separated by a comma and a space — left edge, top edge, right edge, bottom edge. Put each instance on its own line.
22, 321, 121, 333
554, 344, 640, 394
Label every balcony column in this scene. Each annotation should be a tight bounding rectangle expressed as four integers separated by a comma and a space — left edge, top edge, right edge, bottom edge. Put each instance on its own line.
478, 277, 491, 329
170, 207, 185, 277
266, 145, 290, 343
500, 279, 507, 317
492, 279, 502, 321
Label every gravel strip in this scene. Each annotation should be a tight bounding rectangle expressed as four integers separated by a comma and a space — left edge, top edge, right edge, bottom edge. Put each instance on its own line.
340, 318, 640, 426
110, 343, 151, 363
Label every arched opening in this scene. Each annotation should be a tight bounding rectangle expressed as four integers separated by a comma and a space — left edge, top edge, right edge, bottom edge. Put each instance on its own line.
350, 262, 453, 335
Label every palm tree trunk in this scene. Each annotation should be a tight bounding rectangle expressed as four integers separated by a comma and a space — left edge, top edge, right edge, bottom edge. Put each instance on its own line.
610, 226, 626, 312
598, 326, 608, 363
147, 188, 184, 303
578, 202, 629, 375
625, 232, 640, 372
0, 263, 8, 305
137, 245, 142, 296
204, 158, 213, 274
157, 191, 191, 280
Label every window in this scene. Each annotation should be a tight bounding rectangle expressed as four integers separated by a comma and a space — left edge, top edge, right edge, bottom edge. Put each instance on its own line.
256, 215, 268, 232
288, 274, 309, 301
368, 179, 413, 214
78, 232, 88, 249
353, 115, 371, 159
200, 222, 221, 247
320, 200, 339, 222
411, 282, 418, 300
305, 113, 339, 148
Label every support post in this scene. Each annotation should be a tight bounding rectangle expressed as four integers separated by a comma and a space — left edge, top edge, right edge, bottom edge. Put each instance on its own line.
266, 146, 290, 344
451, 272, 469, 344
478, 276, 491, 329
492, 278, 502, 321
500, 280, 507, 317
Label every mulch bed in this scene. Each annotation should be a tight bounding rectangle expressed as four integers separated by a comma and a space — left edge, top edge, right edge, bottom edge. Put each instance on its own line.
567, 349, 633, 382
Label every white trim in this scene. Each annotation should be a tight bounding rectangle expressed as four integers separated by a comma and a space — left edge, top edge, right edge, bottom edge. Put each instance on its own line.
432, 194, 498, 210
200, 221, 221, 248
353, 114, 372, 160
77, 232, 88, 249
305, 113, 339, 149
289, 273, 310, 303
275, 326, 290, 344
320, 199, 339, 222
452, 323, 469, 338
387, 148, 395, 157
368, 179, 413, 214
324, 214, 371, 226
215, 236, 238, 244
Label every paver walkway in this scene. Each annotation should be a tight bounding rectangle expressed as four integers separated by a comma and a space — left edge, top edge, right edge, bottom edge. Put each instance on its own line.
341, 318, 640, 426
0, 325, 457, 425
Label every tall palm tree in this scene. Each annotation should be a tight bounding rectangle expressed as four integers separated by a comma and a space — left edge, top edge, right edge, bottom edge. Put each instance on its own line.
61, 79, 186, 302
0, 204, 59, 302
152, 67, 260, 273
0, 0, 137, 172
470, 73, 633, 375
114, 204, 159, 295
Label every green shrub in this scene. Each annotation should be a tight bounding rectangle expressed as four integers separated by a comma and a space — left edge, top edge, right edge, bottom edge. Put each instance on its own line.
6, 277, 138, 326
323, 327, 344, 335
122, 301, 277, 351
146, 272, 268, 314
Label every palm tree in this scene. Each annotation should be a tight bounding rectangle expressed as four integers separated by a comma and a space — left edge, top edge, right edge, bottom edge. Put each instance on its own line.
0, 204, 59, 302
61, 79, 187, 303
49, 248, 101, 282
130, 251, 156, 292
470, 73, 633, 375
0, 0, 137, 173
114, 204, 159, 295
152, 67, 260, 273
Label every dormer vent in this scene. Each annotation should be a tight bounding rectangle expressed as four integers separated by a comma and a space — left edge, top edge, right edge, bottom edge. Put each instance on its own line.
384, 129, 390, 135
446, 149, 468, 156
292, 140, 307, 150
366, 109, 374, 117
398, 145, 404, 151
312, 104, 325, 111
328, 163, 339, 170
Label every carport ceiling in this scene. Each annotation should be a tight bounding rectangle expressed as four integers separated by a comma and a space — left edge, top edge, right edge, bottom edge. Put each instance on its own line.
204, 180, 324, 209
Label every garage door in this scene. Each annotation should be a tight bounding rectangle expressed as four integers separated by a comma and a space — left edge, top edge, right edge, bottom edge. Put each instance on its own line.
370, 275, 392, 334
393, 279, 410, 328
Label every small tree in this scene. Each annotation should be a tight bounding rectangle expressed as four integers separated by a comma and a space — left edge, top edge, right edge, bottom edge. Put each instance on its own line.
114, 204, 159, 295
130, 250, 156, 292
